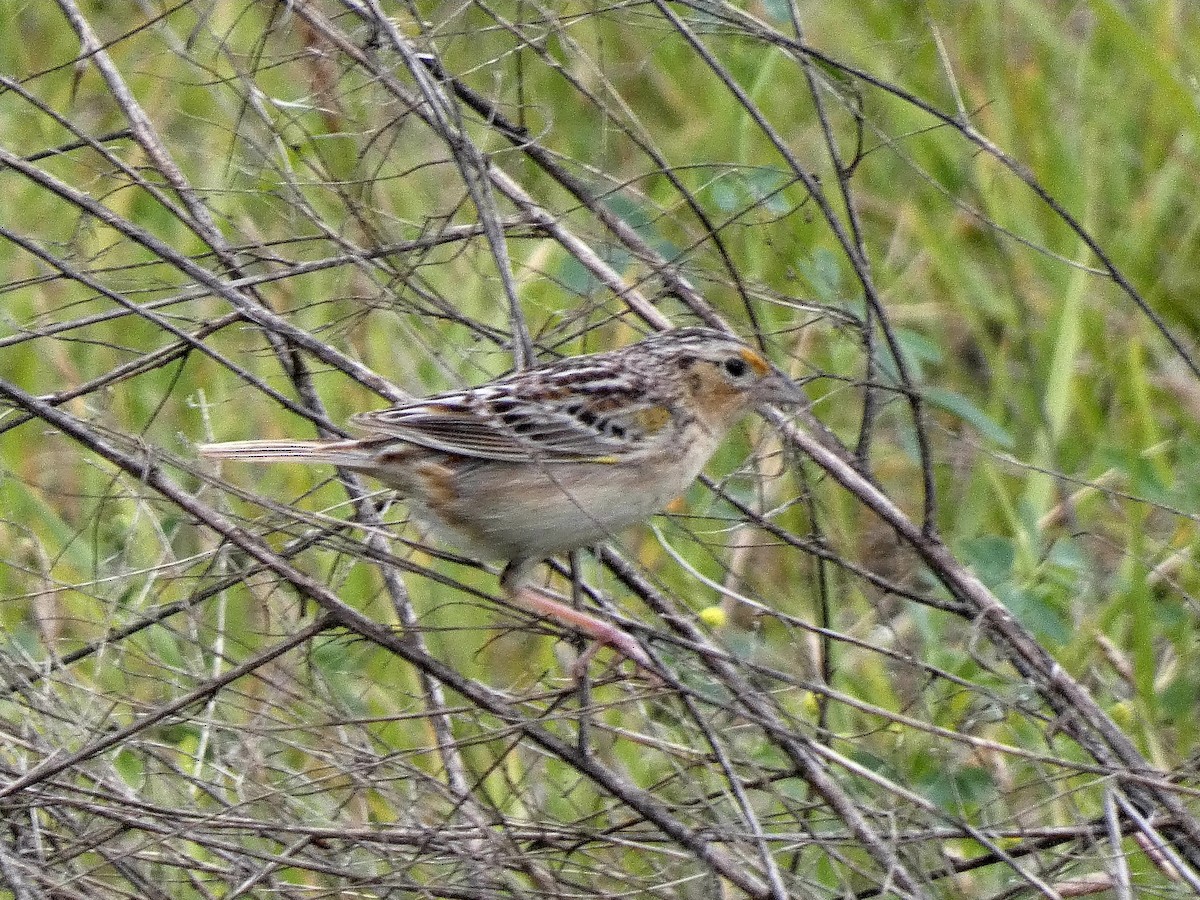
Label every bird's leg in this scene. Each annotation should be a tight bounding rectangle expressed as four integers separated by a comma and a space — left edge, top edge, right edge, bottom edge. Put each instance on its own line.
567, 550, 592, 754
501, 560, 655, 675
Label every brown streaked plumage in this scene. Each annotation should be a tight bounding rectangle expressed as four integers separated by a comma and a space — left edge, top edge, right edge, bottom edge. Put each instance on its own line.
198, 327, 801, 674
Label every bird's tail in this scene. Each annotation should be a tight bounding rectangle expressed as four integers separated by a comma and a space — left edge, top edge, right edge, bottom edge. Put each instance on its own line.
197, 438, 372, 467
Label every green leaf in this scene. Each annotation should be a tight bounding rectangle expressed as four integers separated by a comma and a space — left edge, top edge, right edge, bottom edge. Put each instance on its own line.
924, 386, 1015, 449
962, 535, 1015, 586
798, 248, 844, 302
998, 583, 1071, 645
921, 765, 996, 813
1159, 675, 1199, 722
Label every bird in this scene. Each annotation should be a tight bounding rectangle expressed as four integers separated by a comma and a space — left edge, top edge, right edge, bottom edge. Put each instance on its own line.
198, 327, 801, 674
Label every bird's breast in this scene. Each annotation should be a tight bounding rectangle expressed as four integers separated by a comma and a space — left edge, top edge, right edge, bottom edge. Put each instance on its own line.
411, 427, 724, 561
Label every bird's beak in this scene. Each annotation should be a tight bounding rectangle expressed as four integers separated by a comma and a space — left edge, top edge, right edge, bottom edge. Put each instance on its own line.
757, 368, 805, 407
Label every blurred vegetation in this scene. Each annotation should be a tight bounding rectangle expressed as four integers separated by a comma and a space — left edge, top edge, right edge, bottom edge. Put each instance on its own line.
2, 0, 1200, 897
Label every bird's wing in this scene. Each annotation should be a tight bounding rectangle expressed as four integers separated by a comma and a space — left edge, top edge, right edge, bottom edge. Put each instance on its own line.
350, 385, 673, 463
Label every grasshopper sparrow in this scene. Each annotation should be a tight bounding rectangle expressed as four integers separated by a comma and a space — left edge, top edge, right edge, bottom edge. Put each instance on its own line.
199, 327, 801, 672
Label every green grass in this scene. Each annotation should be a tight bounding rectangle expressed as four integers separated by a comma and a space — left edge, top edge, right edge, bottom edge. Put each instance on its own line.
2, 1, 1200, 896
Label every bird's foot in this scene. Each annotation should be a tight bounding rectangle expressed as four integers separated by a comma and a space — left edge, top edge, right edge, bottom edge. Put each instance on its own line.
509, 583, 660, 681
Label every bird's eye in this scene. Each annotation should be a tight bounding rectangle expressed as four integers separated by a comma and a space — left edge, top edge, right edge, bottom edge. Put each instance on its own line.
723, 356, 749, 378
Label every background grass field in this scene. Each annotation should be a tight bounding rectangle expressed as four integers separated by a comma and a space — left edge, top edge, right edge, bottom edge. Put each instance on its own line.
2, 1, 1200, 897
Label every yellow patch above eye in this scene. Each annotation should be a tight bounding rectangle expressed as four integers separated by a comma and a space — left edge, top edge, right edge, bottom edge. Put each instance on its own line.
738, 347, 771, 376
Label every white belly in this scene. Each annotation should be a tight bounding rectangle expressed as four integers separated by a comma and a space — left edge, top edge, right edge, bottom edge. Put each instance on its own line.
414, 435, 720, 562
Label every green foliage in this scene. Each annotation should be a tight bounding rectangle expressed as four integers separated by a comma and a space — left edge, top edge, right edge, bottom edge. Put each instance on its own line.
2, 0, 1200, 896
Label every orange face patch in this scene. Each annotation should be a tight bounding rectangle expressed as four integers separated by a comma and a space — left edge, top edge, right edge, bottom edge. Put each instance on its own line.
684, 360, 760, 425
